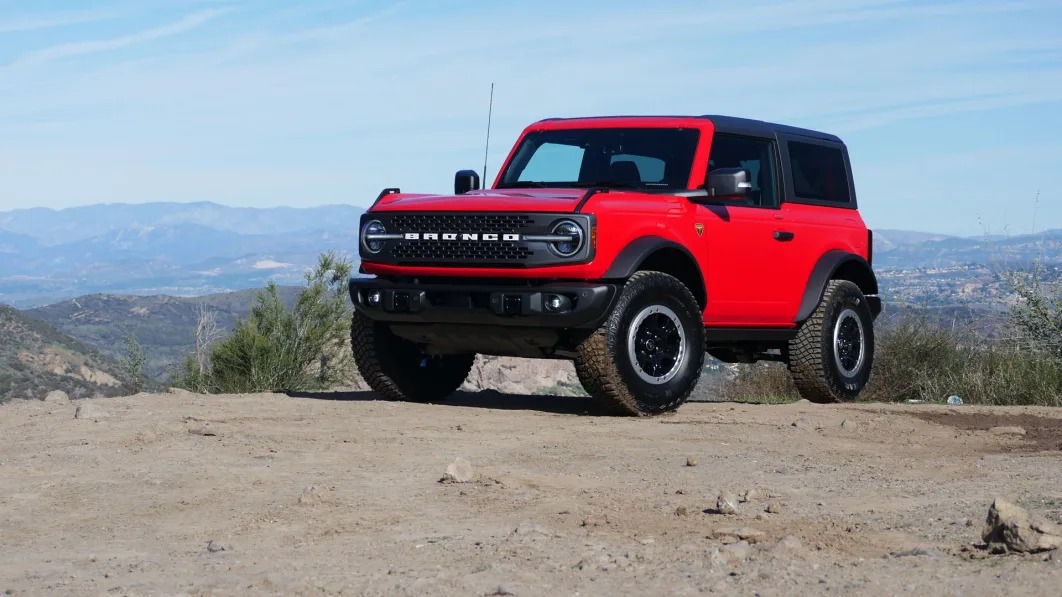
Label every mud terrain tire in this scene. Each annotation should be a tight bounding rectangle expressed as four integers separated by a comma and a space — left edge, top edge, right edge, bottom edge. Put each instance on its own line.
574, 271, 705, 416
351, 311, 474, 402
787, 280, 874, 403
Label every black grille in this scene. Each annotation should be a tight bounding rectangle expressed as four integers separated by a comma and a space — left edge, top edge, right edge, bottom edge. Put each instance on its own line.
392, 241, 535, 262
388, 213, 536, 233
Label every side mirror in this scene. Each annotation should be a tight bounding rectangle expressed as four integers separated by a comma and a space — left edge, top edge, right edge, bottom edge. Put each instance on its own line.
704, 167, 752, 200
455, 170, 481, 195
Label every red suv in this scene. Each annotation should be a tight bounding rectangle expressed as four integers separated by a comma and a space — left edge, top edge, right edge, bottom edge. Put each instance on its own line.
350, 115, 880, 415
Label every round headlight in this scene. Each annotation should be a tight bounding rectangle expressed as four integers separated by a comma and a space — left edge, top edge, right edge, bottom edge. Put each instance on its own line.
549, 219, 584, 257
361, 220, 386, 253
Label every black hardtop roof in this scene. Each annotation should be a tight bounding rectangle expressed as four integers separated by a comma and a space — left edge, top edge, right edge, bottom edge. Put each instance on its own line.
537, 114, 842, 144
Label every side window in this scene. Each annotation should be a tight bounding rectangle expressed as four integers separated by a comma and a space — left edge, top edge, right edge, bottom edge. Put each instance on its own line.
787, 141, 851, 203
518, 143, 584, 182
707, 134, 779, 208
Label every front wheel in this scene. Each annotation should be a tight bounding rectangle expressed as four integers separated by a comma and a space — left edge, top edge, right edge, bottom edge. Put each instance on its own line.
787, 280, 874, 403
574, 271, 705, 416
351, 311, 474, 402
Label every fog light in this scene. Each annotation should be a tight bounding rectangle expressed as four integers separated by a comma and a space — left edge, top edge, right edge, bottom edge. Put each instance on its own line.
367, 290, 382, 306
543, 293, 572, 313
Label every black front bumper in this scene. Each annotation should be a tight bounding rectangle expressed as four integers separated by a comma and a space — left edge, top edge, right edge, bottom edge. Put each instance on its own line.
349, 277, 618, 329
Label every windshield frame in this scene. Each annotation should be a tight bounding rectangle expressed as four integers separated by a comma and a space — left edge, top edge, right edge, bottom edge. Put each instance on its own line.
496, 127, 702, 192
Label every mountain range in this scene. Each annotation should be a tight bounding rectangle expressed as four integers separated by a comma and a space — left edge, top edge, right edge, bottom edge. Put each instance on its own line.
0, 202, 363, 307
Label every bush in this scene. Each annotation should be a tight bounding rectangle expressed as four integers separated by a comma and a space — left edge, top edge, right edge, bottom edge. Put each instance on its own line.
719, 311, 1062, 407
119, 333, 146, 394
172, 252, 357, 393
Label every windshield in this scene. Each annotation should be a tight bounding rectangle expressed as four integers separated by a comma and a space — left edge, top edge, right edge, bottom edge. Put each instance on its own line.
497, 128, 700, 191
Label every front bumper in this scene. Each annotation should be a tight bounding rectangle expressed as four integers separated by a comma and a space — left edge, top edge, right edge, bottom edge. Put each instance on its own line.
349, 277, 618, 329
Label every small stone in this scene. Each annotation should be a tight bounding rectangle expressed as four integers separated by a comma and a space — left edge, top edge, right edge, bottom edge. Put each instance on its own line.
716, 492, 738, 515
297, 484, 330, 506
791, 417, 811, 429
765, 502, 783, 514
739, 489, 759, 503
486, 585, 514, 596
840, 419, 857, 430
775, 535, 804, 551
686, 455, 699, 467
440, 457, 474, 483
713, 527, 766, 543
982, 497, 1062, 553
206, 539, 229, 553
675, 506, 690, 517
43, 390, 69, 403
893, 547, 942, 559
74, 402, 109, 420
582, 513, 609, 527
514, 521, 559, 538
720, 541, 752, 562
989, 426, 1027, 436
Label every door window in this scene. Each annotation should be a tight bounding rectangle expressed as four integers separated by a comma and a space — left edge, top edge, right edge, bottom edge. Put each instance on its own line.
707, 135, 780, 208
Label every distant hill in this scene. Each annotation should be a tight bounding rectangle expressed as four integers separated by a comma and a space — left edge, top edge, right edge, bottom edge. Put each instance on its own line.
26, 287, 302, 382
0, 202, 363, 307
873, 229, 1062, 269
0, 305, 128, 403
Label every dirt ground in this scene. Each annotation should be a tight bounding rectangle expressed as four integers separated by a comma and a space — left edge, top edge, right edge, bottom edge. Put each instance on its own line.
2, 390, 1061, 596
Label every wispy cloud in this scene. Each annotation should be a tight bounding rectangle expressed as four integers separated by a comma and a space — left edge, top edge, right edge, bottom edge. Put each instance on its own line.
7, 8, 234, 69
0, 9, 117, 33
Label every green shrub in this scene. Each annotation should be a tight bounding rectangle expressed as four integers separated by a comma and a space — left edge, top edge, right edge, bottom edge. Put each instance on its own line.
172, 252, 356, 393
119, 333, 146, 394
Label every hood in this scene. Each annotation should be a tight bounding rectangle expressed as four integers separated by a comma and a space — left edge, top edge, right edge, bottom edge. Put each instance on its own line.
372, 188, 589, 213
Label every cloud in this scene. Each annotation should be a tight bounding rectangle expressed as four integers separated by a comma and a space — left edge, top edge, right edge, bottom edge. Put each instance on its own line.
7, 8, 234, 69
0, 9, 117, 33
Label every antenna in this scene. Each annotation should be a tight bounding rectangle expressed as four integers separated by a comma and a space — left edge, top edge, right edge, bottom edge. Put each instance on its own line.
482, 82, 494, 188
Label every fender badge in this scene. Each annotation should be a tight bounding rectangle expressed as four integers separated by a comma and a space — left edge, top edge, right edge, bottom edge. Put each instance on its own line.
694, 223, 704, 236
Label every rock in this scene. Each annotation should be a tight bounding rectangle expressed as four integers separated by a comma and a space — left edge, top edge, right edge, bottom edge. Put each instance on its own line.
206, 539, 230, 553
720, 540, 752, 562
43, 390, 69, 403
775, 535, 804, 551
486, 585, 515, 596
716, 492, 738, 515
765, 502, 783, 514
739, 489, 759, 503
791, 417, 811, 429
440, 457, 474, 483
514, 521, 560, 538
686, 455, 699, 467
297, 484, 330, 506
982, 498, 1062, 553
713, 527, 766, 543
581, 513, 609, 527
675, 506, 690, 517
74, 402, 109, 420
989, 426, 1027, 436
840, 419, 857, 430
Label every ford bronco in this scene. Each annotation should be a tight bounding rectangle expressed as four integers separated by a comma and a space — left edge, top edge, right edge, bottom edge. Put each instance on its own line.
349, 115, 880, 415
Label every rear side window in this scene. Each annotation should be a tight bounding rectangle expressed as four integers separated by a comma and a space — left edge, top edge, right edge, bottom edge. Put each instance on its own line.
788, 141, 850, 204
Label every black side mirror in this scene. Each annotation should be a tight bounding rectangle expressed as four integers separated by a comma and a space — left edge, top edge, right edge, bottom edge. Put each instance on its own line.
704, 168, 752, 200
455, 170, 481, 195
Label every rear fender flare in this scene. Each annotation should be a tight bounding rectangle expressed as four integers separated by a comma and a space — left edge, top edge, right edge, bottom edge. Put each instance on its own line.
795, 251, 879, 323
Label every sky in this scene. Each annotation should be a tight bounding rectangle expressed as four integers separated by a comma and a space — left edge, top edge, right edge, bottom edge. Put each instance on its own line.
1, 0, 1061, 236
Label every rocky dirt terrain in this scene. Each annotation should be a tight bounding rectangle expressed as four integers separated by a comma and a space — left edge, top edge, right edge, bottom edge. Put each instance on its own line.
2, 391, 1061, 596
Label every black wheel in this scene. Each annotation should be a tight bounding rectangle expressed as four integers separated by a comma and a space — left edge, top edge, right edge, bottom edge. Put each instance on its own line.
787, 280, 874, 403
574, 271, 705, 416
351, 311, 474, 402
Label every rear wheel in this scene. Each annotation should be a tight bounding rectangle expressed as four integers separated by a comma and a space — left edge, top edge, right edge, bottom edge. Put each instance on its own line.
574, 271, 705, 416
787, 280, 874, 403
351, 311, 474, 402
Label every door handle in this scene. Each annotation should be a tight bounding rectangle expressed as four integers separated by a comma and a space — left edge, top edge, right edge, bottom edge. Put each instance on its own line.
773, 230, 795, 242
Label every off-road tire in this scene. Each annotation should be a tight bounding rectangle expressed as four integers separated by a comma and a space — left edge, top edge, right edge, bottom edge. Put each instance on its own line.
787, 280, 874, 403
351, 311, 474, 402
574, 271, 705, 416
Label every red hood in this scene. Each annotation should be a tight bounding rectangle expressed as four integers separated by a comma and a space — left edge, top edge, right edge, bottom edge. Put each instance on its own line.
371, 188, 589, 213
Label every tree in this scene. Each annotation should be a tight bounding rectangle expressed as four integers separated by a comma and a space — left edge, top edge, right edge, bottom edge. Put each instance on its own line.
120, 333, 146, 394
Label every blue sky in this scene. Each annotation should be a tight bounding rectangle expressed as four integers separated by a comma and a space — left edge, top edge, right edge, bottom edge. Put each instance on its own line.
1, 0, 1060, 235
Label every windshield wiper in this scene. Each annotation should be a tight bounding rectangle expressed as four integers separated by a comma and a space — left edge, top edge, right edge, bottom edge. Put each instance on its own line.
496, 181, 547, 188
